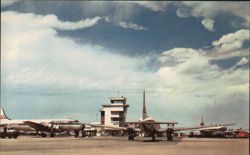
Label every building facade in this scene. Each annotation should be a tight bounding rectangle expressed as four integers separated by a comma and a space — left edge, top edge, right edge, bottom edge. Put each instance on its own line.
100, 96, 129, 127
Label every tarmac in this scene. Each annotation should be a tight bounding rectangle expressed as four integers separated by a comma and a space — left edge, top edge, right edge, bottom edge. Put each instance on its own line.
0, 136, 249, 155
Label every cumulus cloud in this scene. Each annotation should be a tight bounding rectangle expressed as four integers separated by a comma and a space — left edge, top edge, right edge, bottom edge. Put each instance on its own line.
157, 47, 249, 126
209, 29, 250, 60
160, 48, 202, 64
1, 11, 149, 92
201, 18, 215, 32
159, 48, 220, 79
212, 29, 249, 50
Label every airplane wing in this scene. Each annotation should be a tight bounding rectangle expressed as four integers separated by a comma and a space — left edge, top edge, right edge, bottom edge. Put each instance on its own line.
195, 124, 236, 131
155, 128, 168, 132
174, 123, 236, 132
87, 123, 127, 130
152, 126, 209, 133
126, 121, 178, 125
23, 121, 48, 131
174, 126, 210, 131
221, 123, 236, 126
153, 125, 225, 133
88, 123, 142, 132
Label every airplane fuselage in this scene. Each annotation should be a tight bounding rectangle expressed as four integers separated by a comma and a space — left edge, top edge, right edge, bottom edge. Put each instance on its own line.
1, 118, 79, 132
140, 118, 161, 135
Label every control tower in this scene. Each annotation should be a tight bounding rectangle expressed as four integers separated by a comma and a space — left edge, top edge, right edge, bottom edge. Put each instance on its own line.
100, 96, 129, 127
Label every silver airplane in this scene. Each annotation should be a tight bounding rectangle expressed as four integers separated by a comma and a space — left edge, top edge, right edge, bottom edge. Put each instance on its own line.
189, 117, 236, 138
0, 108, 85, 137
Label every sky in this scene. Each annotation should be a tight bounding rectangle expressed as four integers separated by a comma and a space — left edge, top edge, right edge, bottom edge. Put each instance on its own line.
1, 1, 249, 129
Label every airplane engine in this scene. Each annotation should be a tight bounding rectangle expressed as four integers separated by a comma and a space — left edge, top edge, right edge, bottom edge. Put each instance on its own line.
47, 124, 60, 132
52, 125, 60, 131
58, 124, 84, 131
41, 122, 50, 126
9, 124, 35, 132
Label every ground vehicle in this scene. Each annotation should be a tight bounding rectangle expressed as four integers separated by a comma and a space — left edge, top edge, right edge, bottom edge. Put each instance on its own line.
234, 129, 249, 138
0, 126, 20, 139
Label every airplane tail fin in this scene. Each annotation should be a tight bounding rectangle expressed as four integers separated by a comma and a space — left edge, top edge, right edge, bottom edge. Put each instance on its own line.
200, 116, 205, 126
142, 90, 149, 120
0, 108, 11, 120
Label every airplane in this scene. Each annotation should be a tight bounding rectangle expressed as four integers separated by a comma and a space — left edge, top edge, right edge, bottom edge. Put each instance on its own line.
0, 108, 85, 137
188, 117, 236, 138
100, 91, 217, 141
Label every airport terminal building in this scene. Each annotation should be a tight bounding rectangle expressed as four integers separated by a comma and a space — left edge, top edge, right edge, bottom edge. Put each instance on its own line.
100, 96, 129, 127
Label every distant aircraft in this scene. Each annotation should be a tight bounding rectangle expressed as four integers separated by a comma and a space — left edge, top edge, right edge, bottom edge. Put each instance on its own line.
0, 108, 85, 137
189, 117, 236, 138
102, 91, 216, 141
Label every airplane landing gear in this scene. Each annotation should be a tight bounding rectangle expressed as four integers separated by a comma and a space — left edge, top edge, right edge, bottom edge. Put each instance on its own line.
50, 131, 55, 137
74, 131, 79, 137
152, 134, 156, 141
128, 135, 134, 140
41, 132, 47, 137
50, 128, 55, 137
81, 125, 85, 138
82, 131, 86, 138
127, 128, 135, 141
150, 129, 156, 141
166, 128, 174, 141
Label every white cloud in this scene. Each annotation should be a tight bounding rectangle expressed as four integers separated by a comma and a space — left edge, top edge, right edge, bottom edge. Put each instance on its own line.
212, 29, 249, 48
201, 18, 215, 32
210, 48, 250, 61
54, 16, 101, 30
210, 29, 250, 59
40, 14, 101, 30
104, 16, 147, 31
160, 48, 202, 64
157, 47, 249, 121
178, 2, 222, 18
118, 21, 147, 31
2, 11, 101, 32
235, 57, 249, 66
176, 2, 250, 30
159, 48, 220, 79
75, 2, 159, 31
176, 8, 189, 18
1, 11, 148, 92
128, 1, 171, 12
1, 0, 18, 7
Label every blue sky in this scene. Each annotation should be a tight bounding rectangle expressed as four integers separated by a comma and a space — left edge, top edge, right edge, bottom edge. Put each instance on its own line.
1, 1, 249, 128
